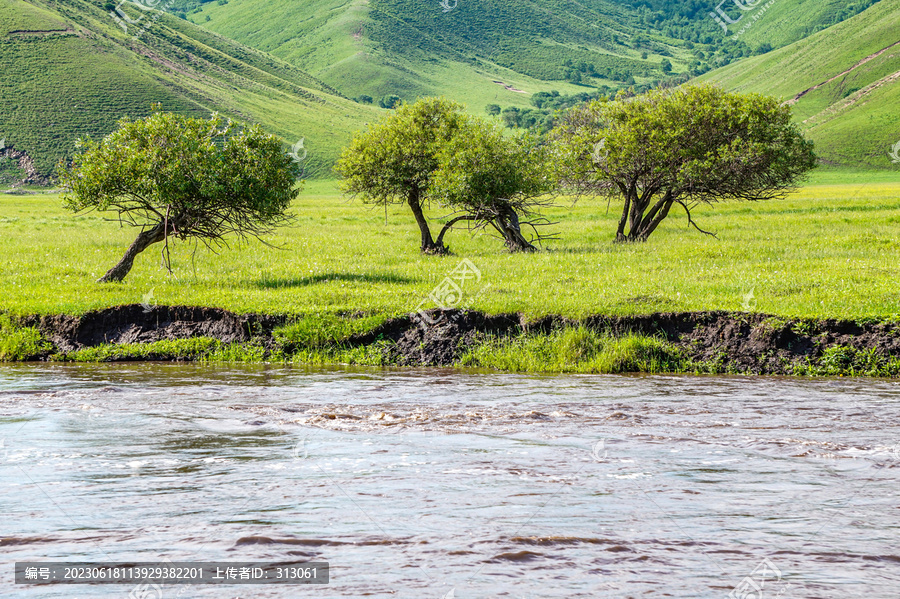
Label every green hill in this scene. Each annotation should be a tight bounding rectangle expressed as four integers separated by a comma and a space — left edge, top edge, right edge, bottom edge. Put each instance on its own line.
188, 0, 695, 111
0, 0, 377, 182
702, 0, 900, 169
186, 0, 880, 112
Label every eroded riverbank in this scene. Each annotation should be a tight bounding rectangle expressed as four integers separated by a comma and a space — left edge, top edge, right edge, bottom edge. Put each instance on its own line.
7, 306, 899, 377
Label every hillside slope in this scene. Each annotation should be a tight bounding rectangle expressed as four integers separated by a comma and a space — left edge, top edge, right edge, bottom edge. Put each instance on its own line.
702, 0, 900, 168
190, 0, 695, 111
0, 0, 376, 182
188, 0, 882, 113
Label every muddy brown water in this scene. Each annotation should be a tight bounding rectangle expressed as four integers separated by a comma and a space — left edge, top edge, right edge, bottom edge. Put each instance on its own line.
1, 364, 899, 598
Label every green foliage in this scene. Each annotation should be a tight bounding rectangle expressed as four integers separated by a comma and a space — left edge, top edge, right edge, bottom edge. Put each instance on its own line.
461, 327, 690, 374
336, 97, 467, 208
379, 95, 402, 109
553, 85, 817, 241
61, 337, 221, 362
205, 341, 267, 362
273, 314, 391, 366
336, 97, 474, 252
274, 314, 386, 349
61, 110, 300, 280
432, 125, 554, 210
0, 315, 50, 361
287, 340, 394, 367
63, 111, 299, 228
430, 122, 557, 250
794, 346, 900, 377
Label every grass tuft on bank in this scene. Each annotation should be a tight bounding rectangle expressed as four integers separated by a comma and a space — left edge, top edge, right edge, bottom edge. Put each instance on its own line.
460, 327, 691, 374
0, 315, 50, 361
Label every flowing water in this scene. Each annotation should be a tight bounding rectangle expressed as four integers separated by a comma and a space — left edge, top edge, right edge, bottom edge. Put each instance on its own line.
1, 364, 899, 598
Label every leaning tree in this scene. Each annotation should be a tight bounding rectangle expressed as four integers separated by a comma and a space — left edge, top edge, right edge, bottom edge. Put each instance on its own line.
430, 121, 557, 252
62, 111, 300, 282
552, 85, 817, 242
334, 97, 468, 254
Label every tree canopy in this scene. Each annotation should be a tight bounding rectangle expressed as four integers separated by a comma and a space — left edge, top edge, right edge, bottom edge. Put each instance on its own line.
335, 97, 555, 253
430, 123, 556, 252
62, 110, 299, 282
552, 85, 817, 242
334, 97, 468, 254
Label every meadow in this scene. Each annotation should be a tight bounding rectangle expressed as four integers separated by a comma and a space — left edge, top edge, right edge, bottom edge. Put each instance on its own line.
2, 171, 900, 322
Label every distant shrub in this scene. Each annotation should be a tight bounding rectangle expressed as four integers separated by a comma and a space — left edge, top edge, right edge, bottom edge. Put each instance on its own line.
379, 95, 401, 109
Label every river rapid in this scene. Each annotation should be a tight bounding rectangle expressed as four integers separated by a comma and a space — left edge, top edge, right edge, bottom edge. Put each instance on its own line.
1, 364, 899, 598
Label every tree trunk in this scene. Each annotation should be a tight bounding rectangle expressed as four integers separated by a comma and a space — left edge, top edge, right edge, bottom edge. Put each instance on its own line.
407, 191, 445, 254
435, 215, 476, 249
98, 221, 167, 283
497, 208, 537, 252
615, 194, 631, 243
635, 193, 674, 241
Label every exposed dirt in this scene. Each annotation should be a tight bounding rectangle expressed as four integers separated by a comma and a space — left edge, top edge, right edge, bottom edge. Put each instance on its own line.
25, 305, 285, 354
21, 306, 900, 374
0, 146, 48, 187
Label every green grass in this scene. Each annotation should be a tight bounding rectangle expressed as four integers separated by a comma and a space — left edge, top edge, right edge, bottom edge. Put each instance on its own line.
273, 313, 388, 349
62, 337, 221, 362
3, 174, 900, 320
460, 326, 690, 374
794, 346, 900, 377
0, 315, 50, 361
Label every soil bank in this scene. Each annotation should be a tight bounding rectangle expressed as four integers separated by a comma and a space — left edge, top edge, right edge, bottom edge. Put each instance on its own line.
18, 305, 900, 376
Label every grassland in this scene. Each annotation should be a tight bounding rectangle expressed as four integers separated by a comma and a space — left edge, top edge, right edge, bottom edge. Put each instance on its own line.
2, 173, 900, 320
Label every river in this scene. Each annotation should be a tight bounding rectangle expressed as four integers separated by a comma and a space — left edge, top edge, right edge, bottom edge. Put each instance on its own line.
1, 364, 899, 598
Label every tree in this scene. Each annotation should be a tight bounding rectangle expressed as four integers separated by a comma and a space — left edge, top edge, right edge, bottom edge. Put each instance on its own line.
660, 59, 672, 73
379, 95, 401, 109
430, 122, 557, 252
552, 85, 817, 242
334, 97, 468, 254
62, 111, 299, 282
485, 104, 501, 116
501, 106, 521, 128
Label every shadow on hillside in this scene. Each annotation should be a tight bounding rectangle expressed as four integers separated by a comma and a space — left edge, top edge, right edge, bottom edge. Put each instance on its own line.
254, 272, 418, 289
